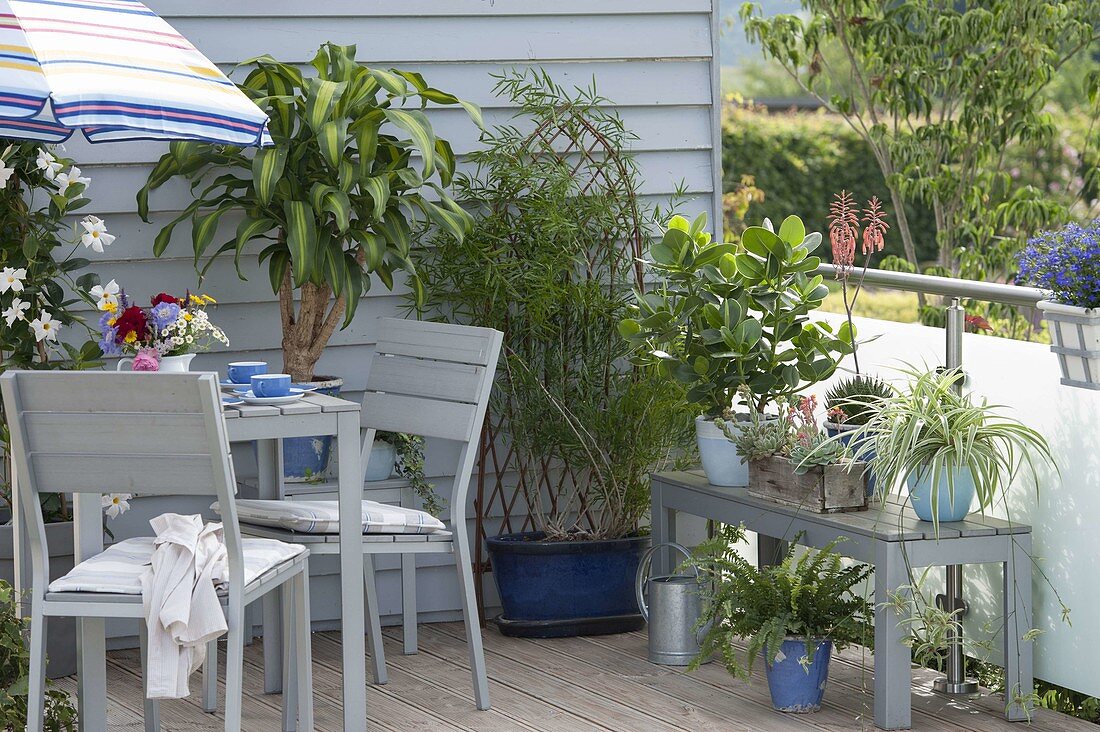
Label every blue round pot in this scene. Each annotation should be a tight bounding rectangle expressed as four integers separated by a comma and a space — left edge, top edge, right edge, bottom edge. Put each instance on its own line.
764, 638, 833, 713
824, 422, 876, 497
283, 376, 342, 481
906, 466, 976, 523
487, 532, 648, 637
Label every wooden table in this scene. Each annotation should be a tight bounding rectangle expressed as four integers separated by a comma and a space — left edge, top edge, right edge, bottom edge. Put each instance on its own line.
16, 390, 367, 732
650, 470, 1034, 731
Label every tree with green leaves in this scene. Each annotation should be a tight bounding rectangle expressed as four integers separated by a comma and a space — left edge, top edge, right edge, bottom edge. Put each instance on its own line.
741, 1, 1100, 297
138, 43, 481, 381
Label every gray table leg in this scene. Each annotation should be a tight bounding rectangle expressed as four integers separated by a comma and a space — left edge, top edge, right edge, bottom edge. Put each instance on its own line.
874, 540, 912, 730
257, 438, 283, 694
1004, 533, 1034, 721
757, 535, 787, 569
337, 411, 368, 731
650, 480, 676, 575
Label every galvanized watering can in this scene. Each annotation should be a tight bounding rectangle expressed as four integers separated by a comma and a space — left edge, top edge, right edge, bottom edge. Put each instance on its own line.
635, 542, 707, 666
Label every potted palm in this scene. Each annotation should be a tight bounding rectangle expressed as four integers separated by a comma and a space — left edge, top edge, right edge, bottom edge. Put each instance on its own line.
622, 214, 853, 486
845, 369, 1055, 527
688, 524, 872, 714
1016, 221, 1100, 389
416, 71, 694, 637
138, 43, 480, 479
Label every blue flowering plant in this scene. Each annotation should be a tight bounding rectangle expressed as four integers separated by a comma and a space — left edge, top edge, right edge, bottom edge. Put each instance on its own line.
92, 284, 229, 363
1017, 221, 1100, 310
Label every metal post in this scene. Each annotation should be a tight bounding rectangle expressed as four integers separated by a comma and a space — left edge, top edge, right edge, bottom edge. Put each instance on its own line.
933, 299, 979, 695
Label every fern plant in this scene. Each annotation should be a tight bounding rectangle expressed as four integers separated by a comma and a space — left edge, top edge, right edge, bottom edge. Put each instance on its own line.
687, 524, 872, 680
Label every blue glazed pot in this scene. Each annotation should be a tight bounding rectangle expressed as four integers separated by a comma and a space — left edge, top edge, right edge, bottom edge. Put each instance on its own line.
487, 532, 648, 637
283, 376, 342, 481
764, 638, 833, 713
824, 422, 876, 497
906, 466, 976, 523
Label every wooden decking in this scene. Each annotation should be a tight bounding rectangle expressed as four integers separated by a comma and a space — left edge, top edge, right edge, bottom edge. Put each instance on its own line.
57, 622, 1091, 731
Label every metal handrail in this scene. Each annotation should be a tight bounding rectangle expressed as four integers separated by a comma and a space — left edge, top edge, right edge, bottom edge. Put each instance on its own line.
815, 263, 1046, 308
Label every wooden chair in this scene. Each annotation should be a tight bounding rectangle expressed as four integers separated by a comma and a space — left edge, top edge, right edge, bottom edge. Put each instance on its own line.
1, 371, 314, 732
234, 318, 503, 711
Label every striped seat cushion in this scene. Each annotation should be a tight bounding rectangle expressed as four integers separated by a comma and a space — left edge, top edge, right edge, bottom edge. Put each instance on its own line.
47, 536, 305, 595
222, 499, 446, 535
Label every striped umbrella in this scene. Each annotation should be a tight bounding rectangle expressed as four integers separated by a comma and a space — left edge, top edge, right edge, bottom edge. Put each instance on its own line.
0, 0, 270, 146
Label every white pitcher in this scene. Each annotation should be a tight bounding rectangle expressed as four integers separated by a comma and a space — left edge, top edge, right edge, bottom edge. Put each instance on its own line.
116, 353, 195, 372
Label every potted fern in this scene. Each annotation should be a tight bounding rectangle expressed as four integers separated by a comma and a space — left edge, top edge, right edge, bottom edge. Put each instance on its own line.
688, 525, 872, 714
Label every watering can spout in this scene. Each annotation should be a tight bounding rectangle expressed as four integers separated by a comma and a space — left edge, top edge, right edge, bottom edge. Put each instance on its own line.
636, 542, 708, 666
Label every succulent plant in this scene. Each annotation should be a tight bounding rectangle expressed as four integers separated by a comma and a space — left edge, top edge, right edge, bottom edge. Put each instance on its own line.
824, 375, 891, 426
789, 432, 850, 474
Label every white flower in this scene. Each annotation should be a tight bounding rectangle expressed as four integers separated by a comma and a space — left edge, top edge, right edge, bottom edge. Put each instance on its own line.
102, 493, 132, 519
55, 166, 90, 196
0, 267, 26, 294
79, 216, 115, 253
185, 335, 193, 344
0, 159, 14, 189
36, 149, 62, 180
89, 279, 120, 311
2, 298, 29, 326
29, 312, 60, 342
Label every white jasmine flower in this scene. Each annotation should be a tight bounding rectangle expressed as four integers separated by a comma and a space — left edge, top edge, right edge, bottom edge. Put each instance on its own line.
36, 149, 62, 180
79, 216, 115, 253
0, 159, 14, 189
55, 166, 90, 196
29, 311, 60, 342
2, 298, 28, 326
102, 493, 132, 518
0, 267, 26, 294
89, 279, 120, 310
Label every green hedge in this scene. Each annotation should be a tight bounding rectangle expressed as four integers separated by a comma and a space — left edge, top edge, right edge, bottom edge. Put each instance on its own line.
721, 106, 939, 262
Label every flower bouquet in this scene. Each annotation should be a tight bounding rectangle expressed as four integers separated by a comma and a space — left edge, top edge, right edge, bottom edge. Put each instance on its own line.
94, 283, 228, 371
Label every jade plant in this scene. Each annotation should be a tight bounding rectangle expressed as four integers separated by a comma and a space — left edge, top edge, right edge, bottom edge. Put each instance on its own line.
621, 213, 853, 417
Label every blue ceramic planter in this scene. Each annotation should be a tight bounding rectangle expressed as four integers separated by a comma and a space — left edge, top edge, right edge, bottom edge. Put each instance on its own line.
283, 376, 342, 481
487, 532, 648, 637
824, 422, 876, 497
764, 638, 833, 713
906, 467, 976, 522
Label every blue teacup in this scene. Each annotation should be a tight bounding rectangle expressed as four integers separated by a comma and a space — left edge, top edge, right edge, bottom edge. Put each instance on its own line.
251, 373, 292, 398
227, 361, 266, 384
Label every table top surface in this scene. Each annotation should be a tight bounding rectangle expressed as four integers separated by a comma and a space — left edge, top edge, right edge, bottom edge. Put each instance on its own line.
221, 390, 359, 420
653, 470, 1031, 542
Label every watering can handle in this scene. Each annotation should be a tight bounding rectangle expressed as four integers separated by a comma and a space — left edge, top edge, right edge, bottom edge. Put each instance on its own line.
635, 542, 696, 622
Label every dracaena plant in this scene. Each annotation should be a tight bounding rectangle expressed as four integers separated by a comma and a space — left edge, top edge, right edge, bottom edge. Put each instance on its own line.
137, 43, 481, 381
621, 213, 853, 417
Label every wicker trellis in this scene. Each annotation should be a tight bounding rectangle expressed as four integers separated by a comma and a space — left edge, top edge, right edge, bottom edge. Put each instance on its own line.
471, 103, 649, 617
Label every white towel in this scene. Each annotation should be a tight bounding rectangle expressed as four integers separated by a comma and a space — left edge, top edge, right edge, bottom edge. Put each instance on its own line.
140, 513, 229, 699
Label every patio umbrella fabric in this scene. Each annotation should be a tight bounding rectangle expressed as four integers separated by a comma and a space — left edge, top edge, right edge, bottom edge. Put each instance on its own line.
0, 0, 271, 146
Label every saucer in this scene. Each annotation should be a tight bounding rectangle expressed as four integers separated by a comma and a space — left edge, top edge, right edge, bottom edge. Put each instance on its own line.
237, 388, 307, 405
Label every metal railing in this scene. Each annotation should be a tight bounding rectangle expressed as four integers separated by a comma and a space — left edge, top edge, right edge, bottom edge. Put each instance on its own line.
815, 262, 1045, 696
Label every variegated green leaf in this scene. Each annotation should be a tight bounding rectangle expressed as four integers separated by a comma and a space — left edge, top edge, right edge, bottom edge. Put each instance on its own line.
192, 205, 235, 263
283, 200, 318, 286
370, 68, 408, 98
383, 109, 435, 175
341, 252, 365, 326
418, 195, 471, 242
323, 238, 346, 296
376, 210, 411, 256
317, 119, 349, 168
360, 175, 390, 222
305, 78, 347, 131
152, 199, 204, 256
251, 146, 287, 205
352, 230, 386, 271
433, 138, 455, 187
351, 114, 381, 179
418, 88, 485, 130
268, 250, 290, 294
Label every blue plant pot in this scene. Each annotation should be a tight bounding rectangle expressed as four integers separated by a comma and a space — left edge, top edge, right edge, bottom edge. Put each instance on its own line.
283, 376, 342, 481
696, 416, 747, 487
764, 638, 833, 713
906, 466, 976, 522
486, 532, 648, 637
825, 422, 876, 497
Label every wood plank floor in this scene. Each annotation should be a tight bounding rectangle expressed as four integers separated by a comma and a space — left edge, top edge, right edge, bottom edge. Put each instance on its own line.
53, 622, 1093, 731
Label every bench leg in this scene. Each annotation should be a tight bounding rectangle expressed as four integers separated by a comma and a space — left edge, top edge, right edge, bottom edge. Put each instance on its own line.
650, 481, 677, 576
757, 535, 787, 569
1004, 534, 1034, 721
874, 541, 912, 730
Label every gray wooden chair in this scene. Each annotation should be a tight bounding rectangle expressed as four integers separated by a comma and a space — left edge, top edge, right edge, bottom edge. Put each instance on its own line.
0, 371, 314, 732
232, 318, 503, 711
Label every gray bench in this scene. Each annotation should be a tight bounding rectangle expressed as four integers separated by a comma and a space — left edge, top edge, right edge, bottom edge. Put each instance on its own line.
650, 470, 1033, 730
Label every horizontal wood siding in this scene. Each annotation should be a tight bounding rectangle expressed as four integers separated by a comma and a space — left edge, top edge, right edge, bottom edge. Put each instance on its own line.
61, 1, 720, 621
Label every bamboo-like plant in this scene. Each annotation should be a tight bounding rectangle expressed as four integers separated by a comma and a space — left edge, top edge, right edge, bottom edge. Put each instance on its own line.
138, 43, 480, 381
845, 368, 1055, 528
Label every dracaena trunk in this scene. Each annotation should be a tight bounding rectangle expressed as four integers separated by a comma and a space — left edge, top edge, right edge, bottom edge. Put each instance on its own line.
278, 266, 346, 383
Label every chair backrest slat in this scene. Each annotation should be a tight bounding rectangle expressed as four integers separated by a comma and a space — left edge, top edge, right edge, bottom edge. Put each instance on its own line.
22, 412, 210, 456
362, 319, 503, 514
30, 454, 216, 496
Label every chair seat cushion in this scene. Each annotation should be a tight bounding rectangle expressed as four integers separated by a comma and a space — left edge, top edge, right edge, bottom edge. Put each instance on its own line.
223, 499, 446, 535
47, 536, 305, 595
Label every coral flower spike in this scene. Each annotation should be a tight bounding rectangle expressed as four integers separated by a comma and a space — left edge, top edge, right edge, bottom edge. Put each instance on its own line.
827, 190, 859, 276
861, 196, 889, 255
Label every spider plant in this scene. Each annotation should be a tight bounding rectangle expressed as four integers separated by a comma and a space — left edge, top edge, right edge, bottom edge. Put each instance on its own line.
845, 368, 1054, 529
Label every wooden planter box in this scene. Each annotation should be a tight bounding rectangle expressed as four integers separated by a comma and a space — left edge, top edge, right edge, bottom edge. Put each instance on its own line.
747, 456, 867, 513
